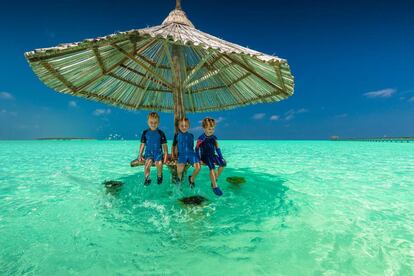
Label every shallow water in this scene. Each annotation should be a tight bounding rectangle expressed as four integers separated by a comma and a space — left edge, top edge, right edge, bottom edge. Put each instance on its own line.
0, 140, 413, 275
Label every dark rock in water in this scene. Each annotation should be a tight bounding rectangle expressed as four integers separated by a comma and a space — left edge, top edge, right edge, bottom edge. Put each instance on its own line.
226, 176, 246, 184
179, 195, 208, 206
103, 180, 124, 188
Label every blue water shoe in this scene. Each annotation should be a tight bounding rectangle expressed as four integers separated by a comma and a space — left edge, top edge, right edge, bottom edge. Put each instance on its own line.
212, 186, 223, 196
188, 175, 195, 189
157, 175, 163, 185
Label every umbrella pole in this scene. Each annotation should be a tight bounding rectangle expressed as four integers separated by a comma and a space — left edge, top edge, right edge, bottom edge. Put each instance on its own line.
172, 44, 186, 130
168, 44, 188, 183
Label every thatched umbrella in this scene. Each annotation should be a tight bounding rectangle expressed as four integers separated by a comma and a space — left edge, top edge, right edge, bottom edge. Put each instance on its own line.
25, 0, 294, 127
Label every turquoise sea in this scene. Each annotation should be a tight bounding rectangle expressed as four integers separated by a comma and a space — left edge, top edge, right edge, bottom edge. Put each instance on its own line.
1, 140, 413, 275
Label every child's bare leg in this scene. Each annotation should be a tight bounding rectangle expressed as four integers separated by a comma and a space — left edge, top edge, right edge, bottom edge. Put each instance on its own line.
144, 159, 152, 178
177, 163, 185, 181
216, 166, 224, 179
191, 162, 201, 182
155, 161, 164, 184
210, 169, 218, 188
155, 161, 163, 177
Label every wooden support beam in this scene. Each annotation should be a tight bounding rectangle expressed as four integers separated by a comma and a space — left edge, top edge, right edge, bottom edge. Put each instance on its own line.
40, 61, 77, 92
172, 45, 186, 121
120, 64, 171, 89
183, 51, 215, 87
164, 41, 186, 125
136, 54, 171, 70
107, 72, 171, 92
133, 41, 167, 108
78, 89, 139, 109
186, 73, 250, 94
190, 47, 246, 106
28, 46, 94, 63
196, 92, 282, 112
77, 39, 156, 92
274, 60, 288, 92
223, 54, 289, 97
229, 72, 250, 86
112, 43, 173, 90
92, 46, 106, 74
189, 85, 226, 94
209, 54, 223, 67
185, 61, 234, 89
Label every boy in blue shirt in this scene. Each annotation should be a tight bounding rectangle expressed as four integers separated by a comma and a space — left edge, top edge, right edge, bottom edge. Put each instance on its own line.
196, 117, 226, 196
138, 112, 168, 186
171, 117, 201, 187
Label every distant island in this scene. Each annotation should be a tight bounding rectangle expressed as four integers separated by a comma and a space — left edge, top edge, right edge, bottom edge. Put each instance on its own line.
36, 138, 96, 140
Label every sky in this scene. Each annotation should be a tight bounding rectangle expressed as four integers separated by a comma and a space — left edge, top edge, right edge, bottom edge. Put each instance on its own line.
0, 0, 413, 140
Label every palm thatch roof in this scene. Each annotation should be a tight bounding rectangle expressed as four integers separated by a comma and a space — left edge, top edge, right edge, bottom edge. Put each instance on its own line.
25, 3, 294, 113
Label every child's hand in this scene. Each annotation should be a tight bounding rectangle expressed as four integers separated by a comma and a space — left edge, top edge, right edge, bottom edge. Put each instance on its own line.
138, 155, 144, 162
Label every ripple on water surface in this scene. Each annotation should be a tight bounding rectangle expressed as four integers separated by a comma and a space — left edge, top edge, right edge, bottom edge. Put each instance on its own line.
0, 140, 413, 275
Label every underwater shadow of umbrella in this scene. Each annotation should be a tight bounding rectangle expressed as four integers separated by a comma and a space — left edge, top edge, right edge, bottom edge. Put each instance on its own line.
210, 167, 298, 228
100, 167, 297, 229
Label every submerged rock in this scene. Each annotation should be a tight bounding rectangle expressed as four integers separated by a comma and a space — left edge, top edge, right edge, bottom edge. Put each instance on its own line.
226, 176, 246, 185
103, 180, 124, 188
179, 195, 208, 206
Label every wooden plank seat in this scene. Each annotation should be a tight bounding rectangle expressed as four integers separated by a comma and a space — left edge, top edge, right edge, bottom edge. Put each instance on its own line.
130, 155, 182, 167
130, 155, 226, 168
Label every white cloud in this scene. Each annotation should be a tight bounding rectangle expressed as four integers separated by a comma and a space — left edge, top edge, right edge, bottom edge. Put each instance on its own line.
68, 101, 77, 108
363, 88, 396, 98
252, 113, 266, 120
270, 115, 279, 121
190, 126, 203, 131
285, 108, 308, 121
0, 109, 17, 116
93, 108, 111, 116
0, 92, 14, 100
335, 113, 348, 118
198, 116, 225, 124
216, 116, 225, 123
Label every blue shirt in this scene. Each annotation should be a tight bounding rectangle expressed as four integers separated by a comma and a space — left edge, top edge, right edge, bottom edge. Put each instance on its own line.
173, 131, 195, 156
141, 128, 167, 156
196, 134, 218, 158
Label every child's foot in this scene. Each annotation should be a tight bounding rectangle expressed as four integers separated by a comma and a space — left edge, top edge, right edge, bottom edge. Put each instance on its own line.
144, 177, 151, 186
157, 175, 163, 185
212, 186, 223, 196
188, 175, 195, 189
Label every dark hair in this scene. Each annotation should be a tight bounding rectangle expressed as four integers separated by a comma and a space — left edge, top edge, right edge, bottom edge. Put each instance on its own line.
175, 117, 190, 128
148, 112, 159, 120
202, 117, 216, 128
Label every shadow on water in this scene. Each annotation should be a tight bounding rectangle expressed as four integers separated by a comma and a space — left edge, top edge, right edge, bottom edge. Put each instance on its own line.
97, 167, 298, 235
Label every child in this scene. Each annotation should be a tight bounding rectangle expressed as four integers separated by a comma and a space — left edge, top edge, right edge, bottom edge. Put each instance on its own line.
138, 112, 168, 186
171, 118, 201, 188
196, 117, 226, 196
